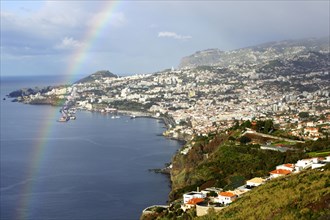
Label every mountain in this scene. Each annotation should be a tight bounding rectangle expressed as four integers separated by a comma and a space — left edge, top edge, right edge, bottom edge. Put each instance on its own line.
74, 70, 118, 84
178, 37, 330, 69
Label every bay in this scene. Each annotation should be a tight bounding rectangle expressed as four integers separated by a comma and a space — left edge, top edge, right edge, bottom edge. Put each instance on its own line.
0, 76, 181, 220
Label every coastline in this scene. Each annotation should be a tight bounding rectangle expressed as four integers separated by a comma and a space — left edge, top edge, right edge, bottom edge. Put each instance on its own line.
9, 97, 187, 200
7, 89, 189, 209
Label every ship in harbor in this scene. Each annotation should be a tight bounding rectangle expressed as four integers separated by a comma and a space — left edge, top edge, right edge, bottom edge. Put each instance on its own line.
58, 116, 70, 122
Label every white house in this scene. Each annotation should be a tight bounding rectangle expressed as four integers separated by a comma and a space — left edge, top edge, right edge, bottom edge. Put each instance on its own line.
311, 157, 320, 164
183, 192, 206, 204
295, 159, 313, 171
324, 156, 330, 162
246, 177, 266, 188
200, 187, 222, 196
214, 191, 237, 205
269, 169, 291, 178
276, 164, 295, 172
312, 163, 326, 169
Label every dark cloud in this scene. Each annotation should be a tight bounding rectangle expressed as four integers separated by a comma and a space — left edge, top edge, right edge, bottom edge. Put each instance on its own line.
1, 1, 329, 76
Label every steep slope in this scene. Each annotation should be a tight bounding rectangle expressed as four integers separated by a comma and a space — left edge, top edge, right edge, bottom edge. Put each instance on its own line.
198, 165, 330, 220
169, 131, 306, 201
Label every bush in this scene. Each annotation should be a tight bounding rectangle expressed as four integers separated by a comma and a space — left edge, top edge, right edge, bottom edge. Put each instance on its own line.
239, 136, 251, 144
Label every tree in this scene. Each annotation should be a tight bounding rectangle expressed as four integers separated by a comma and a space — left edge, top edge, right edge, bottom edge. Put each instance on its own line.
239, 136, 252, 144
264, 120, 274, 133
241, 120, 252, 129
299, 112, 309, 119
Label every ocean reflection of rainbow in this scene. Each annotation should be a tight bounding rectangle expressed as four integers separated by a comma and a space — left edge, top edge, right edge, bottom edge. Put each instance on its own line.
16, 2, 120, 219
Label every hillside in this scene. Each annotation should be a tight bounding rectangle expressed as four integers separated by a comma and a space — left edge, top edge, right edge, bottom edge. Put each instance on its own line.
178, 37, 329, 69
74, 70, 117, 84
140, 122, 330, 220
169, 125, 308, 201
198, 165, 330, 220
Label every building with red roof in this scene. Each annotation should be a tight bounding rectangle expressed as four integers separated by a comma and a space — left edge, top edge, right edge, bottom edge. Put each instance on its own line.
269, 169, 291, 178
214, 191, 237, 204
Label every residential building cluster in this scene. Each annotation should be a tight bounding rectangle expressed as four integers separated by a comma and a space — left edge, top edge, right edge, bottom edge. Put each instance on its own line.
180, 155, 330, 216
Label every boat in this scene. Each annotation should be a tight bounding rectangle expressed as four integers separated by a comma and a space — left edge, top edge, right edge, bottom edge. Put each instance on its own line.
58, 116, 69, 122
70, 116, 76, 120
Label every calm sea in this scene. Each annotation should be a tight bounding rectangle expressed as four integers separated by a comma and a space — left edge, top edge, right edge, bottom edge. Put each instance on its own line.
0, 75, 181, 220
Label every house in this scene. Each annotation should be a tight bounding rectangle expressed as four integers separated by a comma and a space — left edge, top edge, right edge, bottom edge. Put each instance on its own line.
311, 157, 320, 164
276, 163, 295, 172
295, 159, 313, 171
312, 163, 326, 169
183, 192, 206, 204
200, 187, 222, 196
181, 197, 205, 211
246, 177, 266, 188
324, 155, 330, 162
269, 169, 291, 178
187, 198, 204, 205
214, 191, 237, 205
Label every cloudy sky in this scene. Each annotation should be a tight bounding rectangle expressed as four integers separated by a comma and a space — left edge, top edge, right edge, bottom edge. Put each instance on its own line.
1, 1, 329, 78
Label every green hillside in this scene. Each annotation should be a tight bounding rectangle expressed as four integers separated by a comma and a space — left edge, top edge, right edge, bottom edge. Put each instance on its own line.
198, 164, 330, 220
169, 128, 307, 201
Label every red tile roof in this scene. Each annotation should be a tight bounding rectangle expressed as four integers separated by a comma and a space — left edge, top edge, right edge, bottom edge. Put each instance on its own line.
269, 169, 291, 175
284, 164, 294, 168
219, 191, 236, 197
187, 198, 204, 205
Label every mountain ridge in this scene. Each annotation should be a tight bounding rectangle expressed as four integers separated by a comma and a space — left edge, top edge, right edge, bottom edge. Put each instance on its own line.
178, 36, 330, 69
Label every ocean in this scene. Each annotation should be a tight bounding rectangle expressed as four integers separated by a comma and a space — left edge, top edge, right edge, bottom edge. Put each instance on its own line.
0, 75, 182, 220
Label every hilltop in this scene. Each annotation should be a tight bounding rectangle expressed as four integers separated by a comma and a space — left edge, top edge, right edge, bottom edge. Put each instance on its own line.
74, 70, 118, 84
178, 37, 329, 69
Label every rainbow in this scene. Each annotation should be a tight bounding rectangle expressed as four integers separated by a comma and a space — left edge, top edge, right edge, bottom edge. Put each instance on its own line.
63, 1, 120, 84
16, 1, 120, 219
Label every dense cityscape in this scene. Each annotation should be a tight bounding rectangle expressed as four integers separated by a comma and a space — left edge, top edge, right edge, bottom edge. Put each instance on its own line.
11, 38, 330, 143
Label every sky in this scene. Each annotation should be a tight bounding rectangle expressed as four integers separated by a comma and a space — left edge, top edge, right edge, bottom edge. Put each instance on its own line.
1, 0, 329, 78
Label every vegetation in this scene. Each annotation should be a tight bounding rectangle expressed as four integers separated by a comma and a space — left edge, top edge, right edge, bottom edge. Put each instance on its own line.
74, 70, 117, 84
142, 120, 330, 220
169, 124, 309, 201
299, 111, 310, 119
170, 121, 330, 201
197, 165, 330, 220
110, 100, 153, 111
140, 203, 196, 220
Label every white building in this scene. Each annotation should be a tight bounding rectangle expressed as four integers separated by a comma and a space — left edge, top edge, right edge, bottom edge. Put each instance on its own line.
200, 187, 222, 196
295, 159, 313, 171
214, 191, 237, 205
276, 164, 295, 172
269, 169, 292, 179
246, 177, 266, 188
183, 192, 206, 204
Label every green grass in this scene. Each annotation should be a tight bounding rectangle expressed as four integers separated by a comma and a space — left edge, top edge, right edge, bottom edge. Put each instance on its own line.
307, 151, 330, 157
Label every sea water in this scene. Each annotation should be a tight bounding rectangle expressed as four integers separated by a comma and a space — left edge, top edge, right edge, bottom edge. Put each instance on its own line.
0, 75, 181, 220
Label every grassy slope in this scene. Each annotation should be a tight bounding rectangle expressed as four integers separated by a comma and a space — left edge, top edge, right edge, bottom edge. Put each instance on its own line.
198, 165, 330, 220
